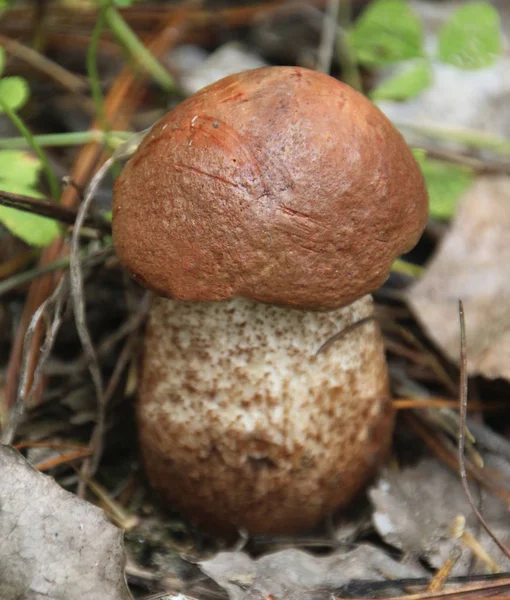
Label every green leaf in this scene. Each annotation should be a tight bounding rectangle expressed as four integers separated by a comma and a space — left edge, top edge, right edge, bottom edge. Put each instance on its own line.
0, 77, 30, 112
348, 0, 424, 67
437, 2, 502, 69
0, 47, 4, 78
371, 59, 432, 101
0, 150, 42, 186
0, 181, 60, 246
413, 150, 475, 220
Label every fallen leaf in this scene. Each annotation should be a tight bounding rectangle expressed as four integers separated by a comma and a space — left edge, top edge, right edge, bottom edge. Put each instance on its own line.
408, 176, 510, 381
200, 545, 426, 600
0, 444, 132, 600
370, 458, 510, 574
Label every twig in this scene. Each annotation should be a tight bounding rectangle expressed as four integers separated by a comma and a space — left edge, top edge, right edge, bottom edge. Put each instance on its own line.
457, 300, 510, 560
343, 578, 510, 600
72, 465, 139, 530
418, 145, 510, 175
0, 189, 112, 233
332, 572, 510, 594
34, 447, 93, 472
0, 277, 68, 445
0, 246, 114, 298
316, 0, 340, 74
103, 291, 151, 404
428, 549, 461, 591
405, 413, 510, 507
14, 441, 91, 451
315, 316, 376, 356
455, 519, 501, 574
0, 33, 86, 94
393, 398, 506, 412
70, 163, 110, 483
395, 121, 510, 156
393, 322, 458, 397
0, 248, 37, 281
71, 135, 143, 488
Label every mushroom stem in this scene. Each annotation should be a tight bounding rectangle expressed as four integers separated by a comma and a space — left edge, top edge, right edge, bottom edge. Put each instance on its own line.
138, 294, 393, 535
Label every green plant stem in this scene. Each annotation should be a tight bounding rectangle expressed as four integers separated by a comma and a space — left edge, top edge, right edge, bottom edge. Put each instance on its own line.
88, 5, 121, 177
392, 259, 424, 278
0, 99, 60, 200
395, 121, 510, 155
104, 5, 175, 92
0, 131, 131, 149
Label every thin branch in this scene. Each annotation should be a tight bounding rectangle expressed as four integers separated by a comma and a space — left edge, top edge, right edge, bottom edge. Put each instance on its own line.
70, 133, 142, 485
70, 162, 111, 482
1, 277, 68, 445
458, 300, 510, 560
0, 246, 114, 298
316, 0, 340, 74
0, 33, 86, 94
395, 120, 510, 156
0, 190, 112, 234
315, 316, 376, 356
103, 291, 151, 404
343, 577, 510, 600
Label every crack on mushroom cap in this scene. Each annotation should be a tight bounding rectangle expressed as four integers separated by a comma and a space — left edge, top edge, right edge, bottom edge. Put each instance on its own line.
138, 295, 393, 535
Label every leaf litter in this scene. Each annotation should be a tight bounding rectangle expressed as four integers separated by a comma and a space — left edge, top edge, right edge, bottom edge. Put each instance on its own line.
1, 2, 510, 600
370, 458, 510, 576
409, 176, 510, 381
0, 444, 131, 600
200, 546, 427, 600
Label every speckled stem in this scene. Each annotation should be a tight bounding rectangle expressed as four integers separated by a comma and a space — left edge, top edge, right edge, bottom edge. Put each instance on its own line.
137, 295, 394, 536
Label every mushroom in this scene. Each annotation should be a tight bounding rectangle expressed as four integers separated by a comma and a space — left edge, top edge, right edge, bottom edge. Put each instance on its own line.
112, 66, 428, 535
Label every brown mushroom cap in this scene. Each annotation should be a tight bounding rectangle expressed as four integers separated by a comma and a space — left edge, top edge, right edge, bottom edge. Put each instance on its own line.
113, 66, 428, 310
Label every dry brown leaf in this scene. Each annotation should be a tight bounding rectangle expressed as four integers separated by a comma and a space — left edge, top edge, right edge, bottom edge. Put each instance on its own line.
200, 545, 426, 600
0, 444, 132, 600
369, 458, 510, 575
408, 176, 510, 381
